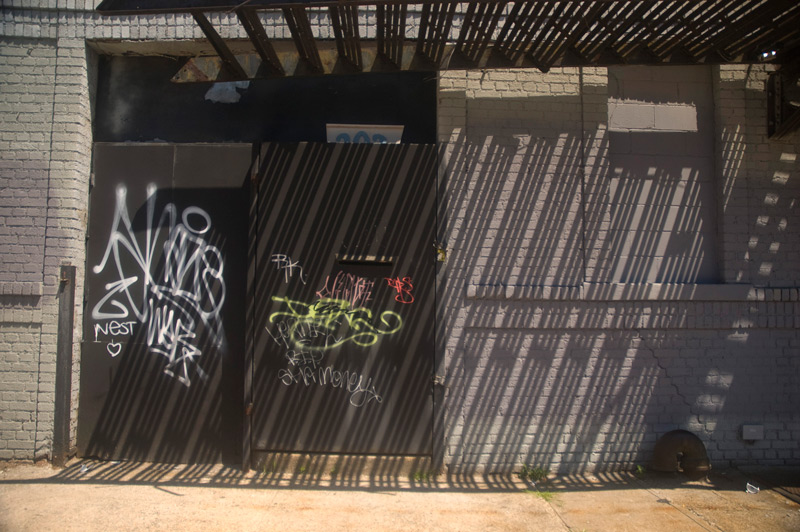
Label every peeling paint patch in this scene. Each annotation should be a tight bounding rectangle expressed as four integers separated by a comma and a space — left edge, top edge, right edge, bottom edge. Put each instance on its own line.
204, 81, 250, 104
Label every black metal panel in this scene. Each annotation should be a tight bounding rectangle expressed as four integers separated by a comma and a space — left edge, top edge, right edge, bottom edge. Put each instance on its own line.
94, 56, 436, 144
251, 142, 435, 455
77, 144, 251, 463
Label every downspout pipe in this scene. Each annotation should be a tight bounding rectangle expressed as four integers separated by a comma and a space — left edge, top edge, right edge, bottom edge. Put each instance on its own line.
651, 429, 711, 478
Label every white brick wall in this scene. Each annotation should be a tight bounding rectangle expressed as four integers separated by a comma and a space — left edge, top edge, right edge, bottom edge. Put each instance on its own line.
715, 64, 800, 287
0, 37, 55, 459
439, 66, 800, 473
38, 36, 93, 458
1, 8, 94, 459
602, 66, 719, 284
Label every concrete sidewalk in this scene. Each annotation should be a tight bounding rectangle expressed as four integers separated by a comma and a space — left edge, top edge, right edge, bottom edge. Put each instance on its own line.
1, 460, 798, 531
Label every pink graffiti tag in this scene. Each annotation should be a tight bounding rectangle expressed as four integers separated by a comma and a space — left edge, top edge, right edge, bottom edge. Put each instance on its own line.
385, 277, 414, 304
317, 272, 374, 308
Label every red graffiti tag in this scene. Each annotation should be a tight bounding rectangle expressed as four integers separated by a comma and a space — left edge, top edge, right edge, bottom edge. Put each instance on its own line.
317, 272, 374, 308
385, 277, 414, 304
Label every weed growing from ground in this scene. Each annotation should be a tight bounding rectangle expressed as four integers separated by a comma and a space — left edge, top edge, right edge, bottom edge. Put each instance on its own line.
518, 465, 549, 483
412, 470, 433, 482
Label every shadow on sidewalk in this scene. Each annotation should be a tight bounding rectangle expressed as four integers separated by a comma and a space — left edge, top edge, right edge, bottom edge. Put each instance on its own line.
3, 459, 798, 500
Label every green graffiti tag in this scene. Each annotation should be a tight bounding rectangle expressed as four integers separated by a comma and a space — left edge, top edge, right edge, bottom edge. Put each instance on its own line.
268, 297, 402, 351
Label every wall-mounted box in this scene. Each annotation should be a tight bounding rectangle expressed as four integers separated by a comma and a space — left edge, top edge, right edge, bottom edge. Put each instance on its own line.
742, 424, 764, 441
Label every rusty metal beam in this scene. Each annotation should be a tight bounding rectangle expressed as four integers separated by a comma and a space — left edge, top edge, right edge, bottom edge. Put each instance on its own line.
416, 2, 457, 65
192, 11, 249, 80
645, 1, 699, 61
720, 2, 800, 60
527, 0, 605, 72
330, 2, 363, 70
237, 7, 285, 75
768, 68, 800, 139
282, 6, 324, 73
679, 0, 741, 60
572, 1, 633, 64
601, 1, 655, 62
377, 3, 406, 68
494, 1, 549, 64
454, 1, 507, 66
173, 40, 431, 82
614, 1, 674, 62
714, 0, 785, 57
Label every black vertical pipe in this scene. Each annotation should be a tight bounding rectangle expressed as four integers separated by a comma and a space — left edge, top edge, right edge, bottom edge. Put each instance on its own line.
242, 143, 259, 471
53, 264, 76, 467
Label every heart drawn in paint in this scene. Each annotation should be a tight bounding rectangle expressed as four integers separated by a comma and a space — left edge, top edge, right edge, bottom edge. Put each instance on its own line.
106, 341, 122, 357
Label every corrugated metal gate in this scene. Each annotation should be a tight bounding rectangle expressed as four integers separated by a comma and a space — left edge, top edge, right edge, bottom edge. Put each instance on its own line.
78, 143, 250, 463
78, 141, 435, 461
251, 142, 436, 455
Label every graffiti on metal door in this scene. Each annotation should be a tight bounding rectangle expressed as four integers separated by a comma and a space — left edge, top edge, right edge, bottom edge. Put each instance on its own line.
252, 142, 435, 455
316, 271, 374, 307
264, 255, 414, 407
90, 184, 226, 387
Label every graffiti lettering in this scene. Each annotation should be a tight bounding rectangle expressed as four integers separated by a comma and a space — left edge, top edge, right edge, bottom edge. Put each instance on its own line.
317, 272, 374, 308
278, 355, 382, 407
335, 131, 389, 144
271, 253, 307, 284
283, 349, 324, 368
145, 296, 209, 386
385, 276, 414, 304
94, 319, 136, 358
268, 297, 401, 351
93, 320, 137, 342
266, 318, 342, 350
90, 184, 225, 386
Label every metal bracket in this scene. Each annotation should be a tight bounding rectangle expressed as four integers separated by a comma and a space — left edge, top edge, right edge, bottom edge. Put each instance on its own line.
768, 67, 800, 139
434, 241, 447, 262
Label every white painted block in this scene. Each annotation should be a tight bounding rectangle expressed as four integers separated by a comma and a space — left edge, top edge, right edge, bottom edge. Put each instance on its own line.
742, 425, 764, 440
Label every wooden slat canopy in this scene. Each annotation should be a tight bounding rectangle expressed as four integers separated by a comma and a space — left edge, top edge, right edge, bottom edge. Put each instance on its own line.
97, 1, 800, 135
97, 0, 799, 77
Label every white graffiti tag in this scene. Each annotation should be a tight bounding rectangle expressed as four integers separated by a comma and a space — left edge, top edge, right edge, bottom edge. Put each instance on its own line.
91, 184, 226, 386
278, 354, 383, 407
271, 253, 307, 284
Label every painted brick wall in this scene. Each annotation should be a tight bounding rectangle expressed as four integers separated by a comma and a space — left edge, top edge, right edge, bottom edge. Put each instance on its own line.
715, 64, 800, 286
0, 37, 55, 459
438, 66, 800, 473
1, 5, 94, 459
603, 66, 719, 283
